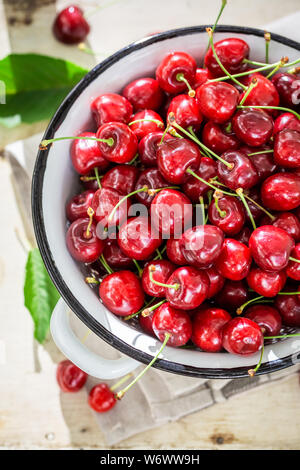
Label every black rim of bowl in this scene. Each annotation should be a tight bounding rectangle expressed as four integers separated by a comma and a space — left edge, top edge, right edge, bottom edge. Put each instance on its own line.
32, 25, 300, 378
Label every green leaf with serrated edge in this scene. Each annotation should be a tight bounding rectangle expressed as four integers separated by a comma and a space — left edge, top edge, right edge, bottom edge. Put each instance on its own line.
24, 248, 60, 343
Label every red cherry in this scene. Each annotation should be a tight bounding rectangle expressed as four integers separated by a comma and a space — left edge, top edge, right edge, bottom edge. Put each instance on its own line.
182, 156, 217, 203
286, 244, 300, 280
273, 112, 300, 135
241, 73, 280, 112
130, 110, 164, 140
196, 82, 239, 123
217, 150, 259, 190
66, 218, 104, 263
122, 77, 164, 111
166, 238, 186, 265
156, 51, 197, 94
192, 307, 231, 352
245, 305, 282, 336
241, 186, 264, 223
232, 109, 273, 147
274, 129, 300, 168
215, 238, 252, 281
208, 194, 245, 236
205, 37, 249, 77
151, 189, 193, 237
138, 131, 172, 167
99, 270, 144, 316
53, 6, 90, 44
142, 260, 175, 297
70, 132, 109, 175
249, 225, 295, 272
157, 138, 201, 184
167, 94, 203, 131
165, 266, 209, 310
233, 226, 251, 245
101, 165, 139, 195
134, 168, 169, 207
272, 72, 300, 108
272, 212, 300, 242
240, 145, 278, 183
152, 302, 192, 346
206, 267, 225, 298
180, 225, 224, 268
91, 187, 129, 227
66, 190, 95, 222
247, 266, 287, 297
103, 240, 133, 269
222, 317, 263, 356
118, 217, 162, 260
194, 68, 211, 88
88, 383, 116, 412
91, 93, 132, 127
202, 121, 239, 154
261, 173, 300, 211
96, 122, 138, 164
139, 310, 155, 336
216, 280, 250, 311
275, 294, 300, 327
56, 360, 87, 392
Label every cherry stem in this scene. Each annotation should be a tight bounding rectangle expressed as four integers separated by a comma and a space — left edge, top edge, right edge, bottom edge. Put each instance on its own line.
159, 125, 170, 145
110, 372, 133, 392
128, 118, 164, 129
206, 27, 247, 90
115, 333, 171, 400
107, 186, 148, 223
248, 343, 265, 377
142, 299, 167, 317
266, 56, 289, 79
94, 168, 102, 189
237, 105, 300, 120
187, 168, 234, 196
236, 188, 256, 230
84, 207, 94, 239
239, 78, 258, 106
99, 254, 113, 275
237, 296, 264, 315
264, 334, 300, 340
243, 193, 275, 221
127, 153, 139, 165
278, 291, 300, 295
155, 248, 163, 260
206, 0, 227, 52
199, 196, 206, 224
176, 73, 196, 97
40, 136, 114, 149
206, 191, 213, 223
247, 149, 273, 156
289, 257, 300, 264
149, 265, 180, 291
214, 192, 227, 218
80, 175, 104, 182
264, 31, 271, 64
153, 245, 167, 261
188, 127, 212, 159
168, 127, 184, 139
124, 297, 158, 321
85, 277, 100, 285
133, 259, 143, 277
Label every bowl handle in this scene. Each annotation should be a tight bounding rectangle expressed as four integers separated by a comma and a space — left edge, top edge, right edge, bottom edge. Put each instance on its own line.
50, 298, 140, 379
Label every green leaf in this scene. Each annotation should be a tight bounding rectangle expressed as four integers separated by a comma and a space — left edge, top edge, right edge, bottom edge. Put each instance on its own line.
24, 248, 60, 343
0, 53, 89, 127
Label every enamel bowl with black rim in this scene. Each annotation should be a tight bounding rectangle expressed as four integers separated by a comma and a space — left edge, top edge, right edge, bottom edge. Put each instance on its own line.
32, 26, 300, 380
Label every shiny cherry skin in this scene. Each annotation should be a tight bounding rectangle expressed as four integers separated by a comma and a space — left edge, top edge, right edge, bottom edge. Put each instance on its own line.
245, 305, 282, 336
151, 189, 193, 237
88, 383, 116, 413
216, 280, 249, 311
99, 270, 144, 316
182, 156, 217, 203
91, 93, 132, 127
166, 238, 186, 265
180, 225, 224, 268
240, 145, 278, 183
208, 194, 245, 236
246, 266, 287, 297
274, 129, 300, 168
156, 51, 197, 94
202, 121, 239, 154
206, 267, 225, 298
139, 310, 155, 336
196, 81, 239, 124
286, 244, 300, 280
53, 5, 89, 44
167, 94, 203, 131
232, 109, 273, 147
205, 37, 249, 77
194, 68, 211, 88
96, 122, 138, 164
272, 212, 300, 242
134, 168, 169, 207
165, 266, 209, 310
249, 225, 295, 272
215, 238, 251, 281
122, 77, 163, 111
261, 173, 300, 211
66, 190, 95, 222
91, 187, 129, 227
130, 109, 164, 140
152, 302, 192, 347
241, 73, 280, 112
101, 165, 139, 195
217, 150, 259, 190
273, 112, 300, 135
233, 226, 251, 245
71, 132, 109, 175
242, 187, 264, 223
66, 218, 104, 263
272, 72, 300, 108
275, 293, 300, 327
138, 131, 172, 167
222, 317, 263, 356
192, 307, 231, 352
56, 360, 87, 392
142, 260, 175, 297
103, 240, 133, 269
118, 217, 162, 260
157, 138, 201, 184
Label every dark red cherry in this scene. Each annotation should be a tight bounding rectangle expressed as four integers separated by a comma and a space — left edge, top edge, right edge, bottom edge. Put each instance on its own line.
192, 307, 231, 352
142, 260, 175, 297
272, 212, 300, 242
66, 217, 104, 263
205, 37, 249, 77
152, 302, 192, 347
139, 310, 155, 336
151, 189, 193, 237
182, 156, 217, 203
271, 72, 300, 108
130, 110, 164, 140
215, 238, 251, 281
217, 150, 259, 190
101, 165, 139, 195
88, 383, 116, 413
241, 73, 280, 112
165, 266, 209, 310
261, 173, 300, 211
240, 145, 278, 183
274, 129, 300, 168
53, 6, 90, 44
245, 305, 282, 336
96, 122, 138, 164
91, 93, 132, 127
273, 112, 300, 135
166, 238, 186, 265
118, 217, 162, 260
157, 138, 201, 184
103, 240, 133, 269
91, 187, 129, 227
233, 226, 251, 245
99, 270, 144, 316
216, 280, 250, 311
122, 77, 163, 111
232, 109, 273, 147
70, 132, 109, 175
206, 267, 225, 298
66, 190, 95, 222
208, 194, 245, 236
286, 244, 300, 280
167, 94, 203, 131
247, 266, 287, 297
222, 317, 263, 356
180, 225, 224, 268
156, 51, 197, 94
249, 225, 295, 272
194, 68, 211, 88
242, 186, 264, 223
138, 131, 172, 167
134, 168, 169, 207
196, 82, 239, 123
275, 293, 300, 327
56, 360, 87, 392
202, 121, 239, 154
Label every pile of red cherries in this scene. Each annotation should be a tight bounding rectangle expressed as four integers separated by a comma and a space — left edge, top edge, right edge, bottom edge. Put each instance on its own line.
51, 31, 300, 372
